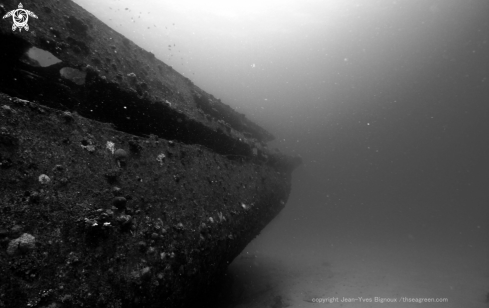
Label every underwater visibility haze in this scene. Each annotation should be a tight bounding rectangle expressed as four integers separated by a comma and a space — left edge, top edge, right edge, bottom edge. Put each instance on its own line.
70, 0, 489, 204
30, 0, 489, 306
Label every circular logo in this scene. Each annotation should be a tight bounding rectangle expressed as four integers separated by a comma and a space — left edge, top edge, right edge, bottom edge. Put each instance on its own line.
2, 3, 38, 32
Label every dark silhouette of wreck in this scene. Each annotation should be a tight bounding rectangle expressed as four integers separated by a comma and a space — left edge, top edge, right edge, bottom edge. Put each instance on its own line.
0, 0, 301, 307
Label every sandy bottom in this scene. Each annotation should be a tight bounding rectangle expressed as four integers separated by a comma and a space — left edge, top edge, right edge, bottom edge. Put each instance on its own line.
220, 230, 488, 308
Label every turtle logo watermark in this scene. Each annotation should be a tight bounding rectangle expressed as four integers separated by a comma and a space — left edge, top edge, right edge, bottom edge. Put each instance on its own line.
2, 3, 38, 32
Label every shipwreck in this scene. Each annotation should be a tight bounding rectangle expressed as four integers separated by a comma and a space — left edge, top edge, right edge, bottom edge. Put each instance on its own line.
0, 0, 301, 307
